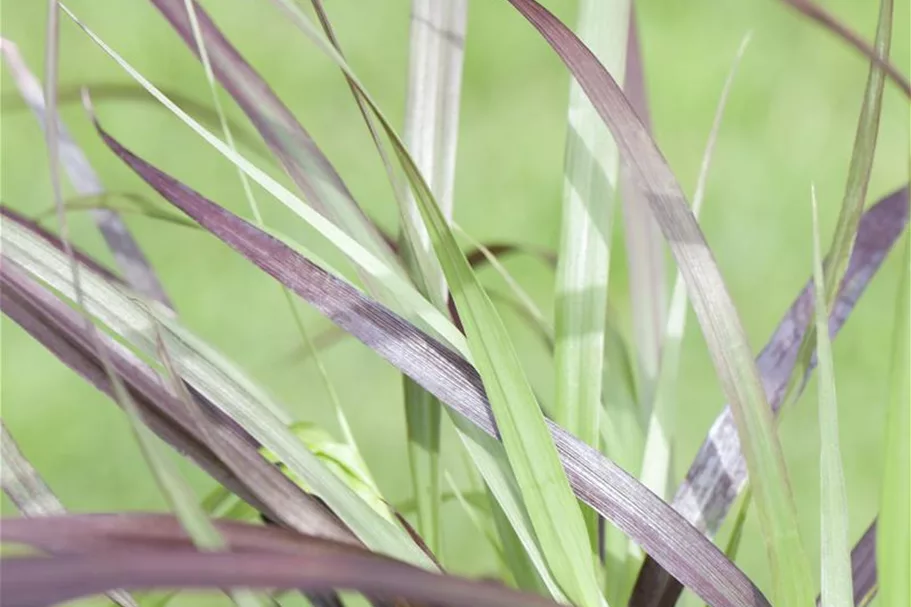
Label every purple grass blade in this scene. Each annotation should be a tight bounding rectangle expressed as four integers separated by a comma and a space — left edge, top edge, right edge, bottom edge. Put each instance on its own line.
147, 0, 401, 278
778, 0, 910, 97
619, 6, 667, 405
629, 187, 908, 607
0, 425, 140, 607
95, 119, 769, 607
0, 516, 559, 607
0, 38, 171, 308
0, 255, 355, 546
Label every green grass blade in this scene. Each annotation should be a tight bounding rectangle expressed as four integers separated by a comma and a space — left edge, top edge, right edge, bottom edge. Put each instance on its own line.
61, 3, 467, 357
554, 0, 629, 552
878, 233, 910, 607
181, 0, 374, 522
400, 0, 467, 556
503, 2, 814, 604
783, 0, 893, 413
811, 186, 854, 607
640, 33, 749, 502
248, 6, 602, 602
394, 130, 607, 607
150, 0, 405, 286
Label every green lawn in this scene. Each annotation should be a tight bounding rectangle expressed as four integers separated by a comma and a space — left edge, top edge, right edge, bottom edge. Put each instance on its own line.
1, 0, 908, 603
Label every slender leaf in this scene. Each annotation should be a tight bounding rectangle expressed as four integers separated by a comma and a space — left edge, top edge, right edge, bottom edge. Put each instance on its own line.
811, 186, 853, 607
63, 6, 467, 356
554, 0, 630, 552
503, 1, 813, 603
619, 7, 665, 412
0, 250, 354, 545
1, 547, 558, 607
878, 233, 909, 607
2, 216, 427, 567
90, 128, 768, 607
629, 186, 909, 607
61, 9, 567, 594
640, 33, 749, 503
148, 0, 405, 291
0, 37, 170, 307
784, 0, 895, 415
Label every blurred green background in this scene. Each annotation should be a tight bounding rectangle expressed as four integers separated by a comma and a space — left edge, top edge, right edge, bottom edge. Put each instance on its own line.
1, 0, 908, 603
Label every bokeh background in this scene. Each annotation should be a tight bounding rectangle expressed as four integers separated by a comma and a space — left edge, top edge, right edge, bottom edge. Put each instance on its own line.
2, 0, 909, 604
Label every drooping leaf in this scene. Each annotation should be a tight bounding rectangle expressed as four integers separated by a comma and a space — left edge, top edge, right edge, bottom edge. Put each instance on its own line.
0, 250, 354, 546
2, 215, 426, 566
639, 32, 749, 504
629, 186, 909, 607
90, 124, 768, 607
1, 533, 558, 607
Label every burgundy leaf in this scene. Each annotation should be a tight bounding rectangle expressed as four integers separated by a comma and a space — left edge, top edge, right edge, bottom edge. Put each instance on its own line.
0, 255, 354, 546
95, 118, 768, 607
0, 515, 558, 607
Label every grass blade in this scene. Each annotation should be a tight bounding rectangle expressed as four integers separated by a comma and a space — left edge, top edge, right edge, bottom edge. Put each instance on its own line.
399, 0, 468, 556
0, 516, 562, 607
639, 33, 749, 503
148, 0, 404, 286
783, 0, 894, 415
0, 422, 139, 607
89, 131, 768, 607
1, 214, 426, 566
0, 244, 354, 545
619, 7, 665, 411
846, 522, 879, 607
778, 0, 910, 97
178, 0, 377, 545
629, 186, 909, 607
811, 186, 853, 607
0, 38, 170, 308
504, 1, 814, 603
877, 232, 909, 607
554, 0, 630, 551
63, 5, 467, 355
